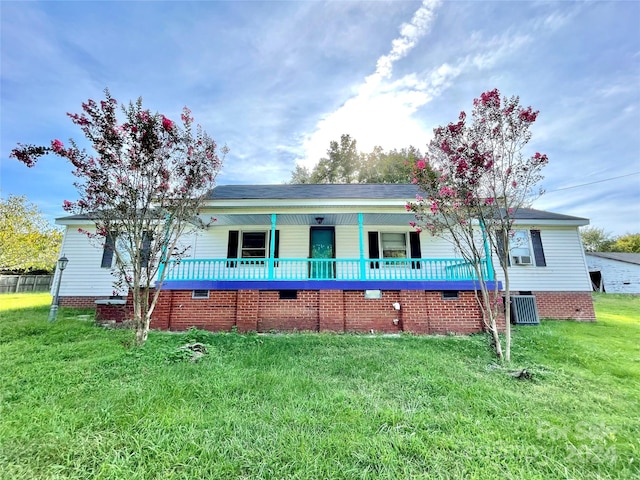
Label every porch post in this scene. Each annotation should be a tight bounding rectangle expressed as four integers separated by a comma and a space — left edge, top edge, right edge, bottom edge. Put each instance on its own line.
358, 213, 366, 280
268, 213, 277, 280
480, 220, 495, 281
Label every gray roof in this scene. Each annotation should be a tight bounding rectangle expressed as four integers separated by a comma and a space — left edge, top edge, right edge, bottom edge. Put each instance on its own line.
209, 184, 588, 221
210, 184, 419, 200
55, 184, 588, 223
586, 252, 640, 265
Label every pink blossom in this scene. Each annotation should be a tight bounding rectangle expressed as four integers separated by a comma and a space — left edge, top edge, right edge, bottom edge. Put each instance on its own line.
533, 152, 548, 164
484, 197, 495, 205
51, 139, 64, 153
409, 221, 416, 227
181, 107, 193, 124
411, 177, 418, 184
415, 227, 422, 234
477, 88, 501, 108
405, 203, 412, 212
416, 160, 426, 170
438, 186, 455, 197
518, 106, 538, 122
416, 195, 424, 203
511, 181, 517, 188
162, 115, 173, 131
430, 201, 439, 214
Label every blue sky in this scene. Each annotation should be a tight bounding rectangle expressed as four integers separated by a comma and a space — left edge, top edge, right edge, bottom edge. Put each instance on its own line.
1, 0, 639, 236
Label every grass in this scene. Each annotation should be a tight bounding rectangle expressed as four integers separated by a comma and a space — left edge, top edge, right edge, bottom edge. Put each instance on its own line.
0, 292, 638, 479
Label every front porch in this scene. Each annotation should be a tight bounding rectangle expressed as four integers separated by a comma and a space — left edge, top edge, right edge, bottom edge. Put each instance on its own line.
160, 256, 496, 291
158, 212, 497, 291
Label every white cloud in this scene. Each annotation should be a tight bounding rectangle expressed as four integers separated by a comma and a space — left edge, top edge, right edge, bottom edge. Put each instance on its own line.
297, 0, 442, 166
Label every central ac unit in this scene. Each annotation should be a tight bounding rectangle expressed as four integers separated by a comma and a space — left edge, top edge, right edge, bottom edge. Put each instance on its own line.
513, 255, 533, 265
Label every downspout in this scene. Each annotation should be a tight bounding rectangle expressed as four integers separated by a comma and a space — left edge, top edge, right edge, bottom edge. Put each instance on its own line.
268, 213, 277, 280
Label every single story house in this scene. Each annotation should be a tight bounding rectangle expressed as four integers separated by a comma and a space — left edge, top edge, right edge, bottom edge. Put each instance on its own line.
53, 184, 595, 334
585, 252, 640, 294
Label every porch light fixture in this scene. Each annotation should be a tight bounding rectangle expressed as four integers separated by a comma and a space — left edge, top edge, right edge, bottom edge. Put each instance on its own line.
48, 254, 69, 322
315, 217, 324, 225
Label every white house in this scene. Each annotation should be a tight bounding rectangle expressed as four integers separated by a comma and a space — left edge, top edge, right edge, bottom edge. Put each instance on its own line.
53, 184, 595, 333
585, 252, 640, 294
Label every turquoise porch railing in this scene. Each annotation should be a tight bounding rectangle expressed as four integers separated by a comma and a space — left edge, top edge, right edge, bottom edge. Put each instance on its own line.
162, 257, 490, 282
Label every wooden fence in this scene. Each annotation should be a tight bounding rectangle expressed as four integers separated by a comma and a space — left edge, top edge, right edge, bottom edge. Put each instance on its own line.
0, 275, 53, 294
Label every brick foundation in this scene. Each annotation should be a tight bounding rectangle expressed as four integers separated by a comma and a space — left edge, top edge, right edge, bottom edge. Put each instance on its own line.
59, 296, 102, 308
529, 291, 596, 321
62, 289, 594, 333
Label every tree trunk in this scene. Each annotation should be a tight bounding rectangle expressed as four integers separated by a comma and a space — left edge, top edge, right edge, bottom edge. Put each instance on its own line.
135, 321, 148, 345
503, 275, 512, 362
474, 263, 504, 361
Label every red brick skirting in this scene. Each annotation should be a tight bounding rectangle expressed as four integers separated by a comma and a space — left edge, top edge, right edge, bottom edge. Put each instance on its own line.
61, 289, 594, 333
529, 291, 596, 321
148, 289, 499, 334
59, 296, 103, 308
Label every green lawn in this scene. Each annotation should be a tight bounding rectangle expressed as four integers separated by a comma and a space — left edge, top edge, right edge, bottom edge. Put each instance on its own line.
0, 292, 638, 479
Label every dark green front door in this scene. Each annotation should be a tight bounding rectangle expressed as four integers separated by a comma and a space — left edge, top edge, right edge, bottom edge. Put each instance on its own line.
310, 227, 335, 279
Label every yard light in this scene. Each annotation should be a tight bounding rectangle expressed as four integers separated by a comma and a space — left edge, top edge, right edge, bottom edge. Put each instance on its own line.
48, 254, 69, 322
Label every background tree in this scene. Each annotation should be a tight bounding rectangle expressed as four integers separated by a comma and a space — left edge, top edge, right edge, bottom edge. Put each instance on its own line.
580, 227, 640, 253
289, 137, 420, 184
580, 226, 614, 252
289, 164, 312, 184
11, 90, 226, 346
407, 89, 548, 362
0, 194, 63, 273
611, 233, 640, 253
310, 134, 361, 183
358, 146, 419, 183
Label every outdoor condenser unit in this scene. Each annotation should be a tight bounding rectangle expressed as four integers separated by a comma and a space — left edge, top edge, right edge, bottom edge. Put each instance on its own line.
510, 295, 540, 325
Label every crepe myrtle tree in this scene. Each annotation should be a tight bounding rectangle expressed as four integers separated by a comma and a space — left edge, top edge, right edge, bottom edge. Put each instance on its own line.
406, 89, 548, 361
11, 89, 227, 345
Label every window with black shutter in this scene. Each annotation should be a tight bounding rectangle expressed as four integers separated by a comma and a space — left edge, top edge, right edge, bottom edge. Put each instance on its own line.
101, 232, 116, 268
226, 230, 239, 267
530, 230, 546, 267
368, 232, 380, 268
409, 231, 422, 269
227, 229, 280, 267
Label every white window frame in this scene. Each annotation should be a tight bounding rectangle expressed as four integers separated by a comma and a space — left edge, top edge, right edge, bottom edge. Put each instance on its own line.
240, 231, 268, 259
510, 230, 534, 266
380, 232, 408, 259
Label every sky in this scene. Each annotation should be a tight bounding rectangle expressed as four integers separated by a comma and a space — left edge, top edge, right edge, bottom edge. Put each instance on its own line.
1, 0, 639, 236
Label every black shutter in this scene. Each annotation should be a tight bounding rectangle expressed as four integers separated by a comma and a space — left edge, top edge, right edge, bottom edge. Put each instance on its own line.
368, 232, 380, 269
141, 231, 152, 268
496, 230, 510, 267
227, 230, 239, 267
101, 232, 116, 268
530, 230, 546, 267
409, 231, 422, 269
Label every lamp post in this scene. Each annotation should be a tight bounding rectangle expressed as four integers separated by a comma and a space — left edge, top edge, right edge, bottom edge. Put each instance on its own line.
48, 254, 69, 322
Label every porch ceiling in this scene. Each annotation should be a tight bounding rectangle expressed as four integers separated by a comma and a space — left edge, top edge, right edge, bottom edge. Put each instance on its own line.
209, 213, 416, 227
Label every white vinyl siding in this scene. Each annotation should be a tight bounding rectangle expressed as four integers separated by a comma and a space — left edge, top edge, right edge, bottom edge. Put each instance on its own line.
494, 227, 591, 291
55, 225, 118, 297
